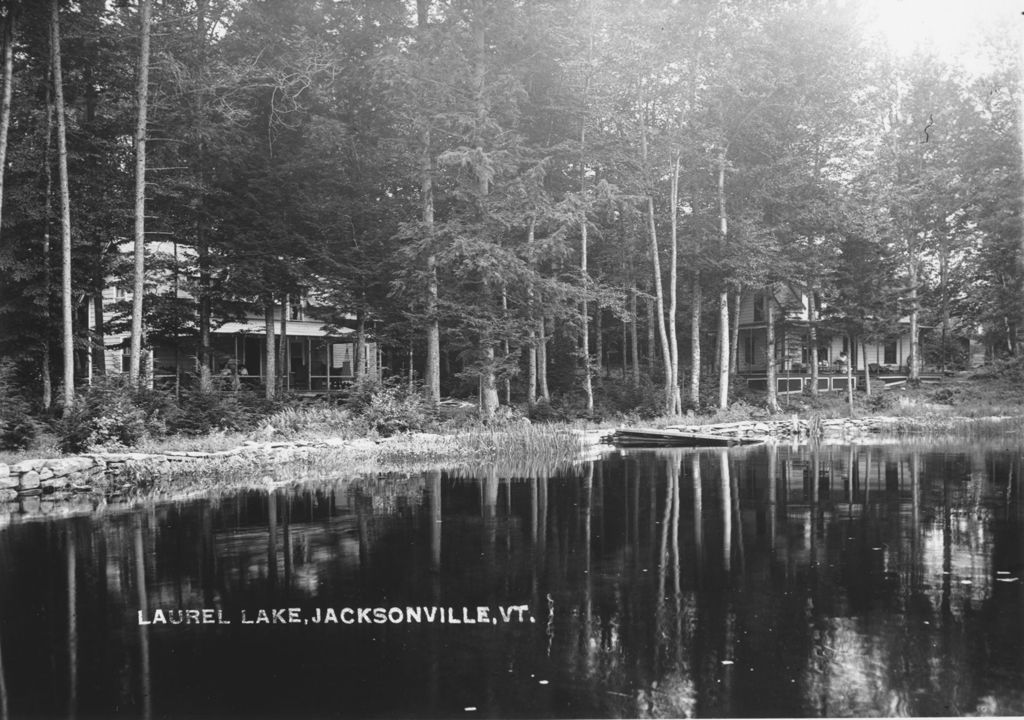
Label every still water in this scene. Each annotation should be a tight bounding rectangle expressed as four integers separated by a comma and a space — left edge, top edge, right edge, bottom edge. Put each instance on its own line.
0, 441, 1022, 718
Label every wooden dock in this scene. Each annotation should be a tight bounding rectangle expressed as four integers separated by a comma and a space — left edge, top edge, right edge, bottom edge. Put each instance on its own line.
604, 427, 765, 448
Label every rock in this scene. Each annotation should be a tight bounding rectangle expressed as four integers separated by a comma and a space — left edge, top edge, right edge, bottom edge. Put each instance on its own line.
0, 475, 17, 490
19, 471, 41, 491
41, 477, 71, 491
43, 458, 94, 476
0, 463, 8, 479
11, 459, 44, 474
20, 496, 41, 514
37, 468, 54, 481
0, 489, 18, 502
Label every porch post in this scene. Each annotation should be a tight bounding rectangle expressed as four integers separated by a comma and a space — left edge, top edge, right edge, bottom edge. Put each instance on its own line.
325, 341, 331, 397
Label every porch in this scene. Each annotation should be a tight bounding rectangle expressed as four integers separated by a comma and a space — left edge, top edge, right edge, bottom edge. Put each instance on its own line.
149, 333, 381, 396
743, 367, 943, 395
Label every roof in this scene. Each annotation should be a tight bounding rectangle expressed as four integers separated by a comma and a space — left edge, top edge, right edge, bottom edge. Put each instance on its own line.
212, 320, 354, 338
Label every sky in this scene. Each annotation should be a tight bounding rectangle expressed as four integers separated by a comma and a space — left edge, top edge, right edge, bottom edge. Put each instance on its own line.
861, 0, 1023, 73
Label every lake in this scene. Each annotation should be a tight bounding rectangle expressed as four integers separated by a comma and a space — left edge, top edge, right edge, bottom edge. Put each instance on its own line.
0, 441, 1022, 718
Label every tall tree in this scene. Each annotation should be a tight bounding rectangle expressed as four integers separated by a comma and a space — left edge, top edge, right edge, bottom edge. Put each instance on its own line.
418, 0, 441, 406
129, 0, 152, 385
50, 0, 73, 408
0, 1, 14, 234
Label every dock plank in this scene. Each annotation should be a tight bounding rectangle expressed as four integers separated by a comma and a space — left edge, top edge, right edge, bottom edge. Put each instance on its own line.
605, 427, 765, 448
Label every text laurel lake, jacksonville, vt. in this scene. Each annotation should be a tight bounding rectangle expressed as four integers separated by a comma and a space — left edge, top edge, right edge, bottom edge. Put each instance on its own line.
137, 605, 538, 627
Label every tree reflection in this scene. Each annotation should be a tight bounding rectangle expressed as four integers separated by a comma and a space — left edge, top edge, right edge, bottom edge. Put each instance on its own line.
66, 526, 77, 720
133, 516, 151, 720
0, 443, 1021, 718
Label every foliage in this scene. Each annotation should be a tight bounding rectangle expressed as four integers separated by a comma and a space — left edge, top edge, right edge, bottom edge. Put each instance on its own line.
260, 404, 361, 439
360, 382, 433, 437
168, 389, 273, 436
0, 0, 1019, 420
0, 361, 38, 451
55, 378, 160, 453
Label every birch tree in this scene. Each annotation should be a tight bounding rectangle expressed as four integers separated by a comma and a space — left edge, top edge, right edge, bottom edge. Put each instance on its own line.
50, 0, 73, 408
128, 0, 152, 385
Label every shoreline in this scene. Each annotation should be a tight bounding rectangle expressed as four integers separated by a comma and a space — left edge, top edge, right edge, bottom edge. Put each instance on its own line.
0, 414, 1021, 519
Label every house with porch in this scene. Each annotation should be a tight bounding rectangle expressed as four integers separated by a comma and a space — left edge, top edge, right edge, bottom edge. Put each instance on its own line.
736, 284, 935, 394
88, 249, 381, 394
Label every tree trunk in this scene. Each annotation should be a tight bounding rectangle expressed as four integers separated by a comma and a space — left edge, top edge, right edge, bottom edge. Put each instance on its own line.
527, 327, 537, 406
647, 197, 674, 414
0, 6, 13, 234
629, 284, 640, 387
420, 0, 440, 406
264, 303, 276, 400
594, 303, 603, 378
51, 0, 74, 409
939, 236, 949, 372
620, 310, 627, 380
646, 295, 656, 372
527, 219, 537, 406
537, 316, 550, 402
716, 149, 729, 410
129, 0, 152, 386
729, 288, 741, 376
41, 77, 55, 410
578, 9, 594, 413
580, 216, 593, 413
765, 288, 779, 413
846, 333, 855, 415
278, 294, 288, 392
808, 290, 819, 397
481, 346, 499, 418
471, 0, 498, 418
718, 291, 729, 409
92, 293, 106, 377
689, 276, 701, 407
908, 257, 920, 380
667, 153, 682, 415
862, 340, 871, 395
502, 288, 511, 404
354, 306, 366, 384
195, 0, 212, 390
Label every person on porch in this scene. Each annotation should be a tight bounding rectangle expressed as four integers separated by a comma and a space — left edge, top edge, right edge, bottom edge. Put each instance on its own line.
836, 350, 849, 373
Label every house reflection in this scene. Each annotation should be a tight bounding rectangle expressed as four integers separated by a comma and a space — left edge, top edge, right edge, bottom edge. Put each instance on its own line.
0, 443, 1020, 717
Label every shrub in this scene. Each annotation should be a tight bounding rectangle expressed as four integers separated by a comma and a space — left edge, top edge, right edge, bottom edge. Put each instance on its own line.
928, 386, 964, 406
527, 398, 564, 422
56, 378, 157, 453
169, 389, 265, 435
0, 405, 38, 451
865, 391, 896, 412
358, 380, 432, 436
594, 377, 662, 418
343, 376, 385, 414
0, 360, 38, 451
260, 403, 359, 438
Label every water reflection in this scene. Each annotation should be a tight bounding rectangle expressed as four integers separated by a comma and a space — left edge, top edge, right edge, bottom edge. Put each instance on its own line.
0, 443, 1021, 717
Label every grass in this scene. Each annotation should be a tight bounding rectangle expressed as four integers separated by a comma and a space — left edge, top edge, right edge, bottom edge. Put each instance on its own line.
5, 369, 1024, 471
100, 422, 593, 503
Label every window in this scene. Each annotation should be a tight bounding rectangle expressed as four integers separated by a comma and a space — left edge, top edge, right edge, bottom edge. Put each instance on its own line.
743, 335, 756, 365
753, 295, 764, 322
290, 302, 303, 321
883, 340, 897, 365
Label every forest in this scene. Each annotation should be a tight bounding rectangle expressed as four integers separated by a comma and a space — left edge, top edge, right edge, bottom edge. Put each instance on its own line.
0, 0, 1020, 421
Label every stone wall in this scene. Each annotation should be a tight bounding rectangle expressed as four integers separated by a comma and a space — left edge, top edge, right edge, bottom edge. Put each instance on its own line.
0, 439, 380, 502
0, 456, 107, 500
